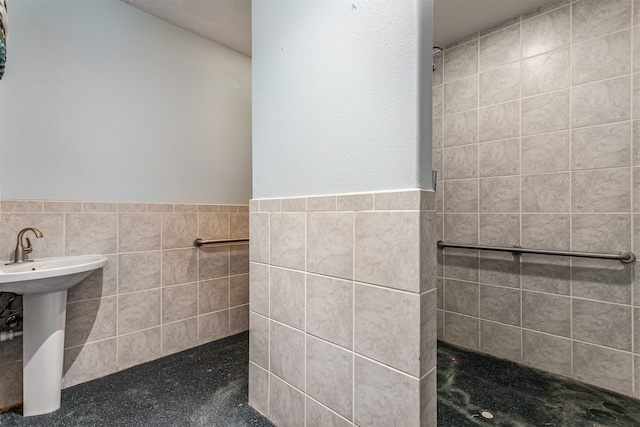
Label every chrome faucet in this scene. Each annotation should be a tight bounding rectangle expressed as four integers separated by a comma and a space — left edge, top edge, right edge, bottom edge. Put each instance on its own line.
10, 227, 44, 264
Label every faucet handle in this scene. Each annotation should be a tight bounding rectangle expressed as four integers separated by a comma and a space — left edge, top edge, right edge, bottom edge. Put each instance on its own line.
24, 237, 33, 254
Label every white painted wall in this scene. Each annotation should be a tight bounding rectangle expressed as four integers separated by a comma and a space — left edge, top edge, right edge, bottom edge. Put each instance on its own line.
252, 0, 432, 199
0, 0, 251, 204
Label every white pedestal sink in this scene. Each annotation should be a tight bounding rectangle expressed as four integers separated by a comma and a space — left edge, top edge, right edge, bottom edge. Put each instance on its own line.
0, 255, 108, 417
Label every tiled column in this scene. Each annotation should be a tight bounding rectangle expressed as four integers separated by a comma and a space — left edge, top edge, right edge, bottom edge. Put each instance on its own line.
248, 189, 437, 427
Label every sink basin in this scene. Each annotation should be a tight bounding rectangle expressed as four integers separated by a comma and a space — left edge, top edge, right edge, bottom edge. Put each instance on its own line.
0, 255, 107, 294
0, 255, 108, 417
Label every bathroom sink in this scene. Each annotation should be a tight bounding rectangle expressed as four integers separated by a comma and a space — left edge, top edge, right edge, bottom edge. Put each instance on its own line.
0, 255, 107, 295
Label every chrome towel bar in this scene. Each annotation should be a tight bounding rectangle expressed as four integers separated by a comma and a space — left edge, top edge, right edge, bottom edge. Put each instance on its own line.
194, 238, 249, 247
437, 241, 635, 264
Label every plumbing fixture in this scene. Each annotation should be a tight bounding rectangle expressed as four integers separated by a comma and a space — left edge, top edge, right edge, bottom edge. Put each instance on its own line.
7, 227, 43, 265
0, 329, 22, 342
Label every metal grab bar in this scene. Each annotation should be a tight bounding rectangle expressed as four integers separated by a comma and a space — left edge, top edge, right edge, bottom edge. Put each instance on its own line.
437, 241, 636, 264
194, 238, 249, 247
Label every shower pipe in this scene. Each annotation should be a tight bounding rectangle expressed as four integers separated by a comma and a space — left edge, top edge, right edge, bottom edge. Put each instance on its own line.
437, 241, 636, 264
194, 238, 249, 247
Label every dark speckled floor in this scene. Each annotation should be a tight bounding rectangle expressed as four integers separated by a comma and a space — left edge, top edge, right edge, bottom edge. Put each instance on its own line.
0, 332, 274, 427
438, 341, 640, 427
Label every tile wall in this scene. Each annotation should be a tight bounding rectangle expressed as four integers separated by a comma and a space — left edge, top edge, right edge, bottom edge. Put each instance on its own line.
0, 200, 249, 410
434, 0, 640, 397
248, 190, 438, 427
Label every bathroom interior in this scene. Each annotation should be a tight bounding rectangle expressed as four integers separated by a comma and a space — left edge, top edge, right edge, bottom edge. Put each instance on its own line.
0, 0, 640, 426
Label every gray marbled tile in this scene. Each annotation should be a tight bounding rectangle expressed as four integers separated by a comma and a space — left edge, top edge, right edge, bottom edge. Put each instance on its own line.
633, 73, 640, 120
162, 213, 196, 249
337, 193, 373, 211
198, 246, 229, 280
65, 213, 117, 256
162, 283, 197, 323
572, 0, 632, 44
68, 254, 117, 302
572, 213, 631, 253
522, 6, 570, 58
522, 330, 571, 376
433, 84, 444, 118
270, 213, 305, 270
433, 52, 443, 85
118, 251, 161, 293
572, 30, 631, 86
307, 274, 352, 349
82, 202, 117, 213
44, 201, 82, 213
437, 309, 444, 340
199, 277, 229, 314
249, 262, 269, 316
269, 375, 305, 427
521, 173, 570, 212
479, 63, 520, 107
573, 299, 632, 351
479, 102, 520, 143
198, 213, 229, 242
522, 291, 570, 337
636, 0, 640, 26
521, 131, 570, 174
355, 211, 420, 292
374, 190, 422, 210
479, 214, 519, 247
479, 285, 520, 326
444, 247, 479, 283
147, 203, 174, 213
521, 255, 570, 295
444, 180, 478, 213
572, 76, 631, 128
173, 204, 198, 213
307, 212, 353, 279
307, 196, 337, 212
259, 199, 281, 212
306, 336, 353, 419
420, 290, 438, 376
0, 212, 64, 260
635, 25, 640, 72
480, 321, 521, 362
249, 313, 269, 369
161, 318, 198, 356
522, 90, 570, 136
354, 356, 420, 427
444, 40, 478, 82
230, 274, 249, 307
635, 121, 640, 166
1, 200, 43, 212
118, 213, 160, 253
280, 197, 305, 213
444, 75, 478, 115
270, 321, 305, 390
444, 279, 479, 317
62, 338, 116, 389
118, 289, 161, 335
444, 145, 478, 180
478, 251, 521, 289
248, 363, 269, 417
444, 312, 479, 350
198, 310, 229, 344
249, 213, 269, 263
354, 284, 420, 376
573, 341, 633, 395
230, 244, 249, 275
521, 214, 570, 251
65, 297, 117, 348
572, 168, 631, 213
117, 327, 161, 370
443, 110, 478, 147
478, 138, 519, 177
479, 24, 520, 71
572, 257, 632, 305
521, 48, 570, 97
420, 369, 437, 427
270, 267, 305, 330
230, 305, 249, 334
162, 248, 197, 286
306, 398, 351, 427
443, 213, 478, 243
572, 122, 631, 170
522, 0, 569, 20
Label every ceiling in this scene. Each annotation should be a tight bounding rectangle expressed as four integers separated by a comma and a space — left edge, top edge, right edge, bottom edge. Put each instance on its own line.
123, 0, 555, 57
